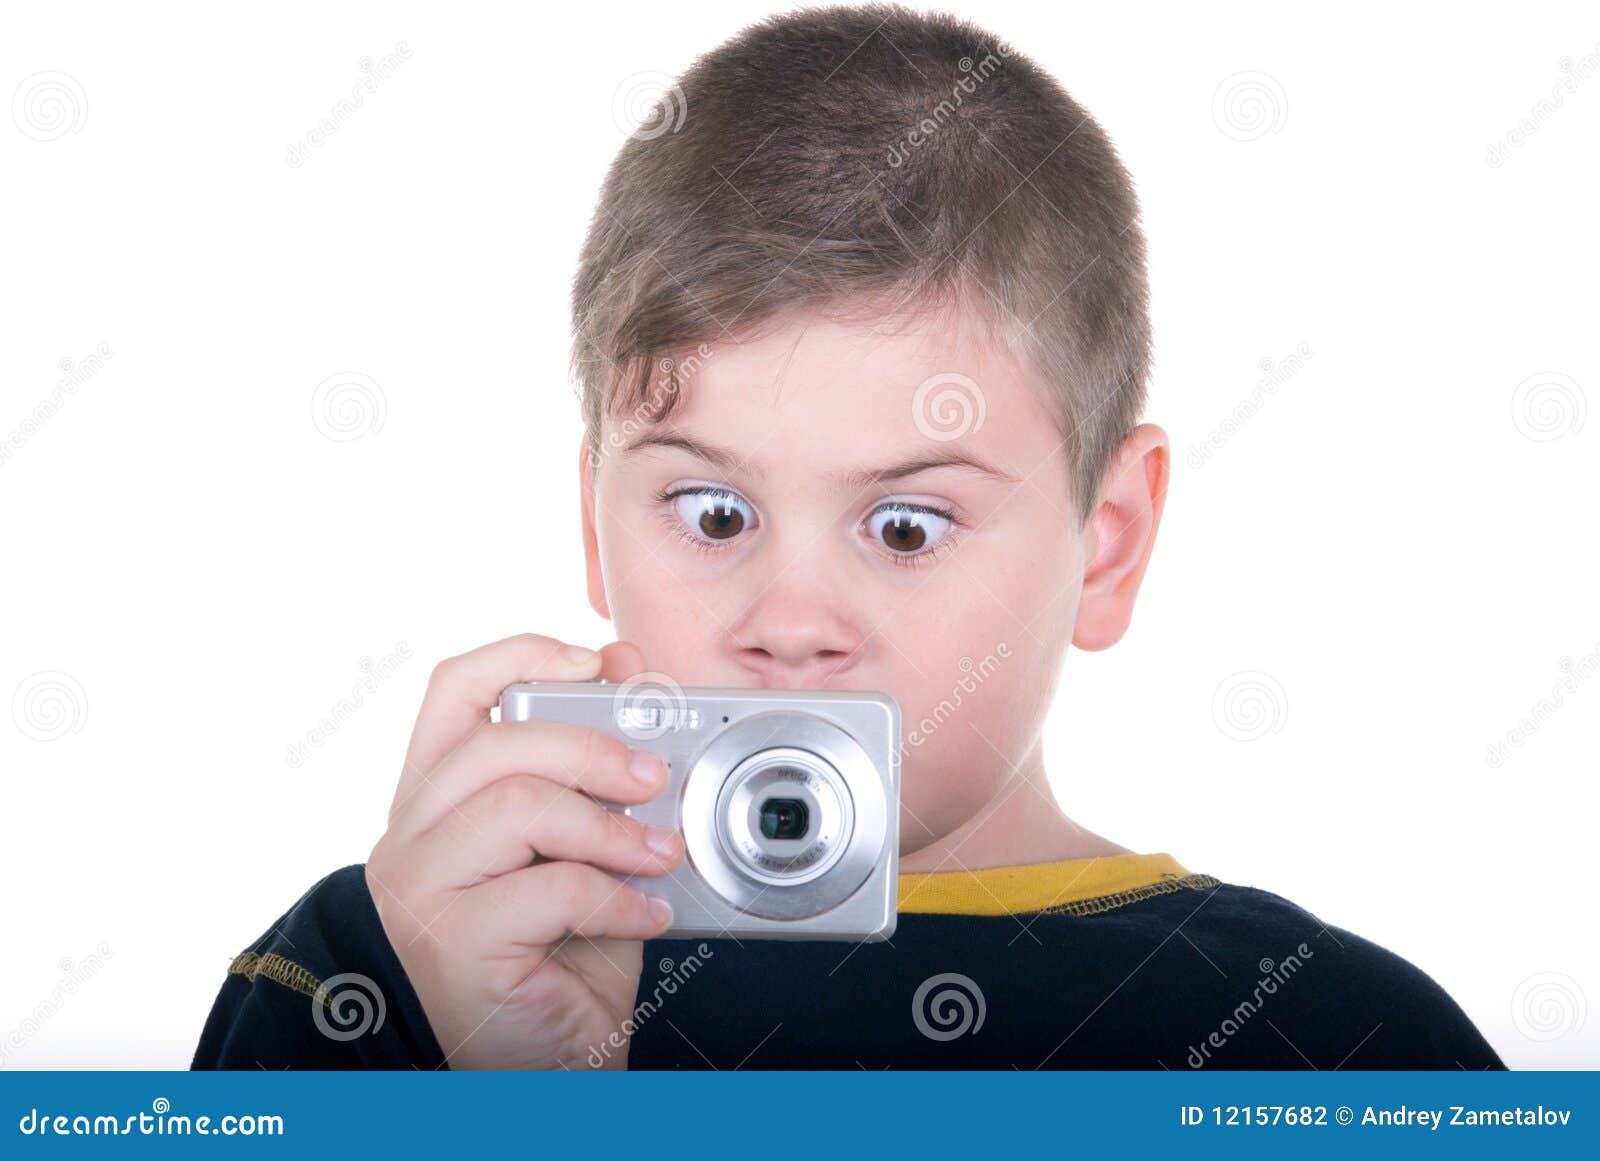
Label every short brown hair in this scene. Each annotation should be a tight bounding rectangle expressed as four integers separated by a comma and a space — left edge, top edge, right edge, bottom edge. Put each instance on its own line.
572, 3, 1151, 522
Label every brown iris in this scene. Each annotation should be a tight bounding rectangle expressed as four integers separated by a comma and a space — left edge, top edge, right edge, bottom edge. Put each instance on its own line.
881, 515, 926, 552
699, 500, 744, 540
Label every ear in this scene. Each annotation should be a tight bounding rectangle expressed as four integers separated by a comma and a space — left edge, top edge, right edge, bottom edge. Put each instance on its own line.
578, 438, 612, 621
1072, 423, 1170, 651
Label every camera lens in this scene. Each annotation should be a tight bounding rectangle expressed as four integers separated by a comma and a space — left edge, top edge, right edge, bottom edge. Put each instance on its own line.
758, 796, 809, 840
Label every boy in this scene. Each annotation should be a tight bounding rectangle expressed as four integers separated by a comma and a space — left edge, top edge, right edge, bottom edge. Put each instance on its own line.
194, 4, 1503, 1069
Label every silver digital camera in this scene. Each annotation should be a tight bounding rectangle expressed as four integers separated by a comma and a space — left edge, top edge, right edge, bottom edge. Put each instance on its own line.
498, 679, 900, 941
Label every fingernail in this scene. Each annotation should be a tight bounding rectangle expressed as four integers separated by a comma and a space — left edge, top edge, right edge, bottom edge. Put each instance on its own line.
647, 896, 673, 929
629, 749, 667, 786
562, 643, 600, 667
643, 824, 681, 859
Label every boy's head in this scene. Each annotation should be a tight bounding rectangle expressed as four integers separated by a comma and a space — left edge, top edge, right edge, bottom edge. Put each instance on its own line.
573, 4, 1168, 860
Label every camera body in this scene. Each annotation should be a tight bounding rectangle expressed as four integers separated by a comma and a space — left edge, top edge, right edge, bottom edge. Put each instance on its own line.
498, 680, 900, 941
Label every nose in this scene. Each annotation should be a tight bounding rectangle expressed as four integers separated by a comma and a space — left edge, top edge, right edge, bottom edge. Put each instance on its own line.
727, 578, 867, 690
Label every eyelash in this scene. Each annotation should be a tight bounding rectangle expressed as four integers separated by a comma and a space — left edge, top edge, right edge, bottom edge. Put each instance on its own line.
653, 485, 963, 569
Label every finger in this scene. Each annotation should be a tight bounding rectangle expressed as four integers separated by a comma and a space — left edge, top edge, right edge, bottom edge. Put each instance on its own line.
447, 860, 673, 949
407, 773, 684, 887
391, 718, 669, 836
596, 640, 647, 684
396, 633, 606, 813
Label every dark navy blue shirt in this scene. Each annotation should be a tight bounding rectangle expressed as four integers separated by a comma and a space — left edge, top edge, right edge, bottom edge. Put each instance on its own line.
193, 858, 1505, 1070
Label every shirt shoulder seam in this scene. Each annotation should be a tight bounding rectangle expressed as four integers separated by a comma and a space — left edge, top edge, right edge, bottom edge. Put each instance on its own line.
1034, 872, 1222, 917
226, 950, 328, 1006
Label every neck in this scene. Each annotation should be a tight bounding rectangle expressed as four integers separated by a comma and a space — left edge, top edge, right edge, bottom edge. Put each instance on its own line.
898, 747, 1132, 874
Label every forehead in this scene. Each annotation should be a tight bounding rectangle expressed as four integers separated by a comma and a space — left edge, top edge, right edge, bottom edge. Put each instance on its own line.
617, 307, 1062, 479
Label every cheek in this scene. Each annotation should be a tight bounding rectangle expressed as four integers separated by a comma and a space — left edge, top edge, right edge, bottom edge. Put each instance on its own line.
894, 637, 1030, 808
609, 587, 702, 675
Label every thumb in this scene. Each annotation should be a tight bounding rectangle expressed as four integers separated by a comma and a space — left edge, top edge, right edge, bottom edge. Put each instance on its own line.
597, 639, 648, 684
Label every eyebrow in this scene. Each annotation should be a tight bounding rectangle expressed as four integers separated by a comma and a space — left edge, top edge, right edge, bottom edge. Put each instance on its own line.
620, 430, 1020, 488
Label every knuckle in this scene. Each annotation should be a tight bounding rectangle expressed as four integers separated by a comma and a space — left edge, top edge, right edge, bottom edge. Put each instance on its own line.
487, 772, 543, 817
576, 726, 625, 783
368, 835, 415, 898
466, 719, 520, 769
426, 655, 462, 692
542, 859, 590, 904
511, 632, 561, 669
574, 727, 602, 782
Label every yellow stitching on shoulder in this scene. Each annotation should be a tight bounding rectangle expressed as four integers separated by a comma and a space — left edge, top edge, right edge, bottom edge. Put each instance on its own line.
1040, 872, 1222, 918
227, 951, 329, 1006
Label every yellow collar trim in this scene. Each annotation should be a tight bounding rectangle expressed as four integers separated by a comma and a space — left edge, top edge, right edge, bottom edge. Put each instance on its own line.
897, 852, 1216, 917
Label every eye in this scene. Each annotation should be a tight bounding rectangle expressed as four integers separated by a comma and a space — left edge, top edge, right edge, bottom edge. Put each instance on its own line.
663, 486, 756, 546
865, 502, 956, 562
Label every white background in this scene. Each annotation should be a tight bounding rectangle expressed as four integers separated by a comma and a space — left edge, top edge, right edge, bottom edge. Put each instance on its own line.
2, 1, 1595, 1069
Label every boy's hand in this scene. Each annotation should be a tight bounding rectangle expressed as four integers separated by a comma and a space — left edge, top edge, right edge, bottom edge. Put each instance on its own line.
365, 633, 683, 1069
